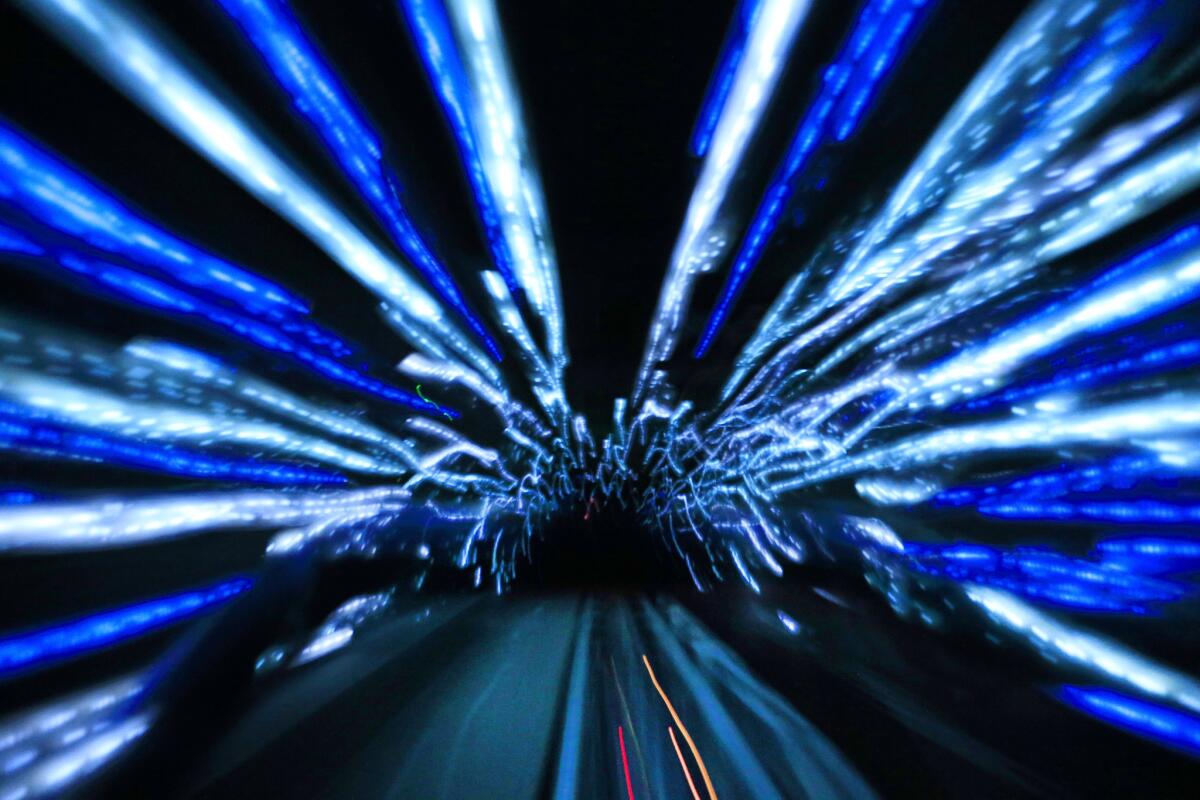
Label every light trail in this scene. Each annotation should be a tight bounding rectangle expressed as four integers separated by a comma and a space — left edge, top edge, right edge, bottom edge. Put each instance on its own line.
0, 577, 251, 676
0, 366, 410, 476
0, 123, 305, 317
636, 0, 812, 399
617, 724, 635, 800
0, 405, 345, 485
15, 0, 497, 382
0, 123, 442, 411
212, 0, 503, 360
1058, 687, 1200, 757
668, 725, 703, 800
399, 0, 567, 384
642, 654, 718, 800
690, 0, 765, 158
0, 487, 412, 552
3, 0, 1200, 789
695, 0, 932, 357
967, 586, 1200, 713
716, 0, 1198, 415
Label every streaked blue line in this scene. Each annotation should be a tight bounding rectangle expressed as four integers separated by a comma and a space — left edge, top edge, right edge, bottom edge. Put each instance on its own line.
0, 402, 345, 485
689, 0, 764, 158
0, 121, 309, 320
0, 577, 253, 677
1059, 686, 1200, 757
695, 0, 932, 357
0, 122, 454, 413
397, 0, 522, 295
214, 0, 502, 360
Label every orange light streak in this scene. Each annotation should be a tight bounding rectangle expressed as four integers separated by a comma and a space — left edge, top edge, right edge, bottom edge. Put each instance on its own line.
641, 654, 718, 800
668, 725, 702, 800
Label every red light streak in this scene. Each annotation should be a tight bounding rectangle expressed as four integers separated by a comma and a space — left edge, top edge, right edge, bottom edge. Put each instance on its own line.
618, 724, 635, 800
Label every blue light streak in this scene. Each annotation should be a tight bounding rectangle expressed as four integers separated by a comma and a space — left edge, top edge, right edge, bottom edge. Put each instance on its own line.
636, 0, 812, 398
15, 0, 498, 383
1059, 686, 1200, 757
978, 499, 1200, 524
213, 0, 503, 360
933, 446, 1200, 524
934, 454, 1200, 505
689, 0, 764, 158
399, 0, 566, 375
0, 577, 252, 677
53, 245, 449, 413
903, 541, 1188, 615
0, 401, 345, 485
957, 335, 1200, 415
1095, 537, 1200, 575
400, 0, 508, 278
0, 122, 453, 414
0, 122, 311, 324
399, 0, 517, 290
695, 0, 931, 357
0, 489, 38, 505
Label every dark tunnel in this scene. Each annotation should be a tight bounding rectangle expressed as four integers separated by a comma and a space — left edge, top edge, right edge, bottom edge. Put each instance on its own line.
2, 0, 1200, 798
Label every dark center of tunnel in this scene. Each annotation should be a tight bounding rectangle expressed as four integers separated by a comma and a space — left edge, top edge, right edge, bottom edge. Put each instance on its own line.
515, 497, 684, 591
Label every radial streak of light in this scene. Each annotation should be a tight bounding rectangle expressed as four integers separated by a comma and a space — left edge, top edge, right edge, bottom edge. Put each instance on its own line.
641, 654, 718, 800
14, 0, 496, 382
125, 340, 423, 469
796, 88, 1200, 388
1058, 686, 1200, 757
212, 0, 502, 359
0, 124, 443, 410
0, 487, 411, 552
0, 711, 151, 800
0, 125, 305, 318
0, 366, 408, 476
0, 674, 144, 760
720, 0, 1195, 414
0, 577, 251, 676
696, 0, 930, 357
918, 225, 1200, 402
0, 406, 344, 485
635, 0, 811, 399
0, 318, 424, 472
617, 724, 636, 800
826, 0, 1165, 304
690, 0, 765, 158
724, 115, 1200, 428
967, 585, 1200, 713
668, 725, 703, 800
774, 394, 1200, 491
481, 270, 562, 414
399, 0, 567, 377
